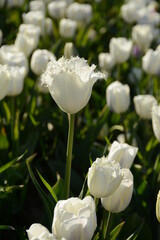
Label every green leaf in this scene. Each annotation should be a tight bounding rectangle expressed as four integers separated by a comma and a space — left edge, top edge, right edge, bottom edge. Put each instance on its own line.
0, 225, 15, 230
126, 220, 144, 240
37, 169, 58, 203
26, 154, 54, 224
0, 150, 27, 174
52, 174, 65, 200
109, 221, 125, 240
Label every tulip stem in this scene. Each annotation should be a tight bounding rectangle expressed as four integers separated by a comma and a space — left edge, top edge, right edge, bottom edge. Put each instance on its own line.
64, 113, 75, 199
104, 211, 111, 240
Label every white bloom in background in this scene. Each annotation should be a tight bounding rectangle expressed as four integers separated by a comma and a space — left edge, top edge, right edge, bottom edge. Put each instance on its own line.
106, 81, 130, 114
134, 95, 158, 119
152, 105, 160, 142
87, 156, 123, 198
117, 133, 137, 147
137, 7, 160, 26
156, 191, 160, 223
59, 18, 77, 38
27, 223, 56, 240
142, 49, 160, 75
15, 32, 39, 57
66, 3, 92, 23
18, 23, 41, 39
29, 0, 46, 14
101, 169, 133, 213
7, 0, 25, 7
7, 66, 25, 96
0, 30, 2, 46
109, 37, 133, 63
132, 24, 153, 51
64, 42, 75, 58
0, 45, 28, 77
52, 196, 97, 240
60, 0, 73, 5
0, 64, 11, 100
41, 56, 105, 114
44, 18, 53, 35
108, 141, 138, 169
31, 49, 56, 75
98, 53, 115, 72
120, 2, 139, 24
22, 11, 45, 35
48, 1, 67, 20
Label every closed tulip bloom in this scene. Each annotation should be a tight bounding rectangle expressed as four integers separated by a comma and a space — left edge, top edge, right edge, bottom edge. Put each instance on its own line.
48, 1, 67, 20
66, 3, 92, 23
59, 18, 77, 38
27, 223, 56, 240
18, 24, 41, 39
52, 196, 97, 240
156, 191, 160, 223
134, 95, 158, 119
29, 0, 46, 14
98, 53, 115, 72
22, 11, 45, 34
142, 49, 160, 75
152, 105, 160, 142
41, 56, 105, 114
101, 169, 133, 213
109, 37, 132, 63
31, 49, 56, 75
64, 42, 75, 58
132, 24, 153, 51
44, 18, 53, 35
137, 7, 160, 26
106, 81, 130, 113
121, 2, 139, 24
0, 64, 11, 100
108, 141, 138, 169
87, 156, 123, 198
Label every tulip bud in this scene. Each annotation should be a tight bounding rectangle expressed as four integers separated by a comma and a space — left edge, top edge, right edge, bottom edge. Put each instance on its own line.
0, 64, 11, 100
134, 95, 158, 119
44, 18, 53, 35
52, 196, 97, 240
64, 42, 75, 58
121, 2, 138, 24
87, 156, 123, 198
152, 105, 160, 142
27, 223, 56, 240
156, 190, 160, 223
29, 0, 46, 14
106, 81, 130, 114
132, 24, 153, 51
101, 169, 133, 213
31, 49, 56, 75
98, 53, 115, 72
142, 49, 160, 75
41, 56, 105, 114
109, 37, 132, 63
48, 1, 67, 20
59, 18, 77, 38
66, 3, 92, 23
108, 141, 138, 169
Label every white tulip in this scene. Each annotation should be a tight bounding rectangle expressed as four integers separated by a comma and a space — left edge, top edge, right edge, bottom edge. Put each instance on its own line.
98, 53, 115, 72
156, 191, 160, 223
106, 81, 130, 113
0, 45, 28, 77
108, 141, 138, 169
7, 66, 25, 96
31, 49, 56, 75
18, 24, 41, 39
59, 18, 77, 38
22, 11, 45, 35
137, 7, 160, 26
132, 24, 153, 51
41, 56, 105, 114
48, 1, 67, 20
44, 18, 53, 35
152, 105, 160, 142
27, 223, 56, 240
0, 64, 11, 100
87, 156, 123, 198
109, 37, 132, 63
142, 49, 160, 75
134, 95, 158, 119
121, 2, 139, 24
101, 169, 133, 213
66, 3, 92, 23
29, 0, 46, 14
64, 42, 75, 58
52, 196, 97, 240
7, 0, 25, 7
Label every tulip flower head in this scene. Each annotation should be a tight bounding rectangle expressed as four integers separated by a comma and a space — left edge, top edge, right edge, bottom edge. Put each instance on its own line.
152, 105, 160, 142
156, 190, 160, 223
41, 56, 105, 114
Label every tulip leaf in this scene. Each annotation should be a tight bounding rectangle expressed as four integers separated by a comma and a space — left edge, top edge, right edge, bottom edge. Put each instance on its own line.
126, 219, 144, 240
52, 174, 65, 200
0, 225, 15, 230
26, 154, 54, 224
36, 169, 58, 203
109, 221, 125, 240
0, 150, 27, 174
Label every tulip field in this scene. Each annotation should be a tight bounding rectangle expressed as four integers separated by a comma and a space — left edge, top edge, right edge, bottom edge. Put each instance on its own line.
1, 0, 160, 239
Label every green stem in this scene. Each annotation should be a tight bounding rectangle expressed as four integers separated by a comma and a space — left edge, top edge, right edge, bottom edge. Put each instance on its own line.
104, 212, 111, 240
64, 113, 75, 199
